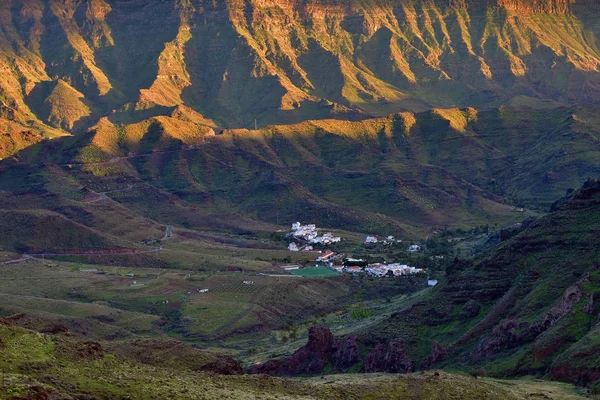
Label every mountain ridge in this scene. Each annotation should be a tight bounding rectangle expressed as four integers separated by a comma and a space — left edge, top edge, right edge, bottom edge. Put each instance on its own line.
2, 0, 600, 158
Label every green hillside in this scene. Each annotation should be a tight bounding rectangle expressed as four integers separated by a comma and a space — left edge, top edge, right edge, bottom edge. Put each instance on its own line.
0, 321, 587, 400
353, 178, 600, 385
3, 105, 598, 241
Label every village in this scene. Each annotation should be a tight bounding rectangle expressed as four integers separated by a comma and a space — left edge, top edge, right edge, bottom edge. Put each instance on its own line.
284, 222, 427, 279
287, 222, 342, 251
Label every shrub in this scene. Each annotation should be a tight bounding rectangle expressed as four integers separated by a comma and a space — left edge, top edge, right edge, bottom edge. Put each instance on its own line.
591, 379, 600, 396
469, 367, 487, 378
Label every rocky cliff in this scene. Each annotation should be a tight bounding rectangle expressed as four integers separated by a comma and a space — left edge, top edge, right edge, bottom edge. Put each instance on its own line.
1, 0, 600, 158
250, 326, 411, 376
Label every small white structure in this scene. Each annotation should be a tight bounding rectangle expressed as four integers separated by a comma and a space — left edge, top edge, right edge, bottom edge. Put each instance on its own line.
408, 245, 421, 252
365, 236, 378, 244
364, 263, 424, 278
198, 289, 209, 293
346, 258, 365, 263
386, 236, 395, 241
317, 250, 336, 262
243, 281, 254, 285
365, 263, 389, 277
288, 242, 299, 252
428, 280, 438, 287
291, 222, 302, 231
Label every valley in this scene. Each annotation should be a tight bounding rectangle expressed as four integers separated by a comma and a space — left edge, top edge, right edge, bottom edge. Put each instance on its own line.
1, 0, 600, 398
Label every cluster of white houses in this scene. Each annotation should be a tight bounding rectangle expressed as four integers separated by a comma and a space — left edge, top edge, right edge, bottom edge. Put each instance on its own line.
288, 222, 341, 251
364, 236, 421, 252
327, 261, 424, 277
364, 235, 401, 245
365, 263, 424, 277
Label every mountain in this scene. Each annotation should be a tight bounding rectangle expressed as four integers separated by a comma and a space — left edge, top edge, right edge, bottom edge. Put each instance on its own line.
1, 0, 600, 159
338, 178, 600, 384
0, 1, 600, 396
1, 104, 598, 246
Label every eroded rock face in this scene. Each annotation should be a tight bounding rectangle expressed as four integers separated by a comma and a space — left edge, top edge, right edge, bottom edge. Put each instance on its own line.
475, 320, 528, 361
474, 282, 585, 361
250, 326, 412, 376
250, 326, 336, 375
363, 341, 412, 374
332, 335, 361, 371
529, 284, 583, 336
422, 341, 448, 369
2, 0, 600, 160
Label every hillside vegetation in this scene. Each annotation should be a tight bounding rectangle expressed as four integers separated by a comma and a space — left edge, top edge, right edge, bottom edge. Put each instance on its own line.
3, 104, 598, 240
351, 178, 600, 385
0, 320, 587, 399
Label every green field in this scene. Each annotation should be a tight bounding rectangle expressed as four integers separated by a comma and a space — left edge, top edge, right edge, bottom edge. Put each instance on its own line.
291, 267, 340, 277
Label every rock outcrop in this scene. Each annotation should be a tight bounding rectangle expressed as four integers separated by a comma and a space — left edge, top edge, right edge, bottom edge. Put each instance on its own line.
363, 341, 413, 373
250, 326, 336, 376
250, 326, 411, 376
332, 335, 361, 371
422, 341, 449, 369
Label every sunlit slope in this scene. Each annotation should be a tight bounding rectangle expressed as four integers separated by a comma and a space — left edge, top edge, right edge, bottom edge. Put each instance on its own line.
1, 0, 600, 158
4, 105, 599, 237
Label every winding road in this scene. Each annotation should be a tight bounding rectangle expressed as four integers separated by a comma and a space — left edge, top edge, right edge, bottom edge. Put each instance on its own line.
162, 225, 173, 240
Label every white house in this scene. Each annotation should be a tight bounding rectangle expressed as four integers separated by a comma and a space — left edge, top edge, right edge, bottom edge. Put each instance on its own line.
428, 280, 438, 286
292, 222, 301, 231
408, 244, 421, 252
317, 250, 336, 262
366, 263, 389, 277
346, 258, 365, 263
288, 242, 299, 252
365, 236, 378, 244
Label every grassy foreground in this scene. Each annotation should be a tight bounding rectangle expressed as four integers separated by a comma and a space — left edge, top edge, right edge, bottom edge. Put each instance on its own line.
0, 323, 587, 400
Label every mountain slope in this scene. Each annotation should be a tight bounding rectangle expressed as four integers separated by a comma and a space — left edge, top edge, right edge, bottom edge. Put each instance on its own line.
355, 178, 600, 384
1, 0, 600, 159
1, 104, 599, 243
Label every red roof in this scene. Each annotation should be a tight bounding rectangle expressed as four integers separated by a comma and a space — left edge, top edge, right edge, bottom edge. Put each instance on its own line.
322, 250, 334, 256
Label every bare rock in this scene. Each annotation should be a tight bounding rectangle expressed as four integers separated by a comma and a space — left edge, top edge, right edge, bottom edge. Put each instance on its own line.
422, 341, 448, 369
332, 335, 361, 371
363, 341, 412, 373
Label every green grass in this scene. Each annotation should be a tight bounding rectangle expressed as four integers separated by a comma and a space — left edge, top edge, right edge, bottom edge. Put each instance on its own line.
291, 267, 340, 277
0, 323, 588, 400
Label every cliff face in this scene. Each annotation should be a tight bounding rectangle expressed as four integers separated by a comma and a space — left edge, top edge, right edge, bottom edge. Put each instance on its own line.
0, 0, 599, 158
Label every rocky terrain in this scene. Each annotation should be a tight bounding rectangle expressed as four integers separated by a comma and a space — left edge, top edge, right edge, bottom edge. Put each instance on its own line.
1, 0, 600, 158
